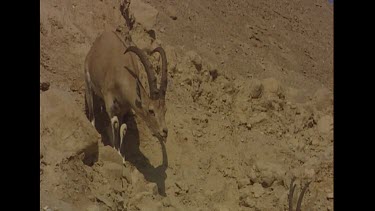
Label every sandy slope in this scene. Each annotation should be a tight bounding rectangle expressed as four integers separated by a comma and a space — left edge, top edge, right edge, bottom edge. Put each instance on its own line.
40, 0, 333, 210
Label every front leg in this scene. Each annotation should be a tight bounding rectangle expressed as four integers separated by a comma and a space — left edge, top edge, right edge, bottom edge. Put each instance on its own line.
110, 116, 120, 150
84, 72, 95, 126
104, 95, 121, 151
120, 123, 127, 149
119, 123, 127, 163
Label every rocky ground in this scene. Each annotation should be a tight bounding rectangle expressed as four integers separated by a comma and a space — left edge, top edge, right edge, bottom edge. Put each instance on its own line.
40, 0, 333, 210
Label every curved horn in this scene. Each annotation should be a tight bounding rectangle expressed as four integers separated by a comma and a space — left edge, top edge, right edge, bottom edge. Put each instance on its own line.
125, 46, 158, 99
151, 47, 168, 99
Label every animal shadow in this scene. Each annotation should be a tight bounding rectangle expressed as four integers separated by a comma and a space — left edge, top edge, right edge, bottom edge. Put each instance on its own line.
88, 100, 168, 196
120, 114, 168, 196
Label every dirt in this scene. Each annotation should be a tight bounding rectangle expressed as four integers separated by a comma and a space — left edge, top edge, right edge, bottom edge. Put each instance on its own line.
40, 0, 333, 210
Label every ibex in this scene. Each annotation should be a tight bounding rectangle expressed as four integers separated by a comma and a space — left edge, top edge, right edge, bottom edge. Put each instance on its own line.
84, 30, 168, 153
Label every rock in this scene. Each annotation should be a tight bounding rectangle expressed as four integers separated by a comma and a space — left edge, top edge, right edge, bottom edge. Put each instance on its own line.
239, 188, 250, 201
192, 130, 203, 138
289, 103, 297, 109
249, 79, 263, 99
99, 145, 123, 165
289, 137, 299, 149
131, 168, 147, 193
237, 178, 250, 189
40, 143, 46, 159
261, 77, 284, 98
233, 93, 252, 119
130, 191, 152, 206
202, 71, 211, 82
213, 204, 231, 211
210, 69, 219, 80
165, 45, 178, 73
70, 80, 84, 93
131, 168, 143, 185
136, 201, 163, 211
272, 184, 288, 205
40, 89, 99, 165
311, 137, 321, 146
102, 162, 123, 179
240, 196, 255, 208
313, 87, 333, 111
262, 78, 281, 93
248, 168, 258, 183
251, 183, 265, 198
151, 39, 162, 50
122, 167, 132, 184
162, 197, 172, 207
175, 181, 189, 194
248, 112, 268, 126
293, 138, 307, 151
129, 0, 158, 31
146, 183, 159, 195
254, 161, 286, 188
326, 192, 334, 200
182, 76, 192, 86
96, 194, 114, 210
40, 194, 80, 211
317, 115, 333, 134
43, 206, 51, 211
130, 25, 154, 50
223, 81, 236, 94
285, 87, 308, 103
40, 81, 50, 91
86, 205, 100, 211
186, 50, 202, 71
303, 168, 316, 180
166, 6, 178, 20
208, 65, 219, 80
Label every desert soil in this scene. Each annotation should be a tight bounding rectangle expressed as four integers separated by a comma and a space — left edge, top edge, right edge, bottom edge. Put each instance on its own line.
40, 0, 333, 210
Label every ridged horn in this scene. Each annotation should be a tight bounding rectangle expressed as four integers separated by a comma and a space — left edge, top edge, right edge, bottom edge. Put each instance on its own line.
125, 46, 158, 99
151, 47, 168, 99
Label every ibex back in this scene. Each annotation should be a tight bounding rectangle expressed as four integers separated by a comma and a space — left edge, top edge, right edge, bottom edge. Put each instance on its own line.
84, 30, 168, 153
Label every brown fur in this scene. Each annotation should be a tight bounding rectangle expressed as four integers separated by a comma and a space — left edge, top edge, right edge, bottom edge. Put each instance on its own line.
84, 30, 168, 149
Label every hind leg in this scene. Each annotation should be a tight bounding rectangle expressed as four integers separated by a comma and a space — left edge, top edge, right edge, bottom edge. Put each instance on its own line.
120, 123, 127, 149
119, 123, 127, 163
104, 95, 121, 150
110, 116, 120, 150
106, 111, 120, 150
84, 72, 95, 126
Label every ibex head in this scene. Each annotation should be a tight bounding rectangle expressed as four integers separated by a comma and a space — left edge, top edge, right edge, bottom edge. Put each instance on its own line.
125, 46, 168, 141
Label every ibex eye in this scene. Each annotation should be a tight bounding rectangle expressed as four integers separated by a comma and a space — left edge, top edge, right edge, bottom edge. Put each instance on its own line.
149, 109, 155, 116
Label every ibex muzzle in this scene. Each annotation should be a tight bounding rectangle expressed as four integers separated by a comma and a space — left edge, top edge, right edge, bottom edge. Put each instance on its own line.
84, 30, 168, 154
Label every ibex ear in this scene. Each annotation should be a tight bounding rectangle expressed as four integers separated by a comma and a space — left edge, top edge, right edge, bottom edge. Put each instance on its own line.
135, 80, 142, 108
